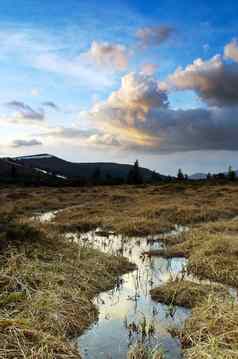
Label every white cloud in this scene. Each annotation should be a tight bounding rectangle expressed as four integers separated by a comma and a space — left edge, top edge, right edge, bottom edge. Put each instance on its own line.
224, 39, 238, 63
31, 89, 40, 97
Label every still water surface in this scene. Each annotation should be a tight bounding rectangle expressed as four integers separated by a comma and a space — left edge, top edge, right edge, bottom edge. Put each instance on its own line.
73, 230, 190, 359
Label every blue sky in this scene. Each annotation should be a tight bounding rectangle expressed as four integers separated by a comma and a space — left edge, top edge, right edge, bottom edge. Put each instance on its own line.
0, 0, 238, 175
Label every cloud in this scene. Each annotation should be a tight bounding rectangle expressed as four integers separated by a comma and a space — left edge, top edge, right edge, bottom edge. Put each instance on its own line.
31, 89, 40, 97
79, 72, 168, 148
37, 126, 120, 148
140, 63, 158, 76
42, 101, 60, 111
0, 28, 120, 89
136, 25, 174, 48
83, 72, 168, 148
104, 72, 169, 112
33, 52, 116, 88
224, 39, 238, 63
82, 41, 129, 70
164, 55, 238, 106
11, 139, 43, 148
75, 72, 238, 153
133, 106, 238, 153
5, 101, 45, 121
39, 127, 95, 140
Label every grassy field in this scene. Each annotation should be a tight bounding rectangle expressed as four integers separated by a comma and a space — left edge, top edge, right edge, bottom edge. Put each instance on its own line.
2, 181, 238, 234
1, 181, 238, 358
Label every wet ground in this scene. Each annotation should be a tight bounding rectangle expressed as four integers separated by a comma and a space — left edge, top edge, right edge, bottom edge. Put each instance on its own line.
71, 230, 190, 359
34, 210, 236, 358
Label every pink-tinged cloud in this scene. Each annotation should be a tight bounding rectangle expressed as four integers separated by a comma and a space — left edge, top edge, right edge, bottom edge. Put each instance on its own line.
83, 41, 129, 70
141, 63, 158, 76
224, 39, 238, 63
136, 25, 174, 48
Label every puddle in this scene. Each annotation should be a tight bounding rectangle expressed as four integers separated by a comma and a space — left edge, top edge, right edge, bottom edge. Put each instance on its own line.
32, 210, 237, 357
72, 231, 190, 359
31, 210, 59, 222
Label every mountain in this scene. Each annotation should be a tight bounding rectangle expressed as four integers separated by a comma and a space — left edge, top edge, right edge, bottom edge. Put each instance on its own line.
0, 157, 65, 185
189, 169, 238, 180
7, 154, 163, 183
189, 172, 208, 180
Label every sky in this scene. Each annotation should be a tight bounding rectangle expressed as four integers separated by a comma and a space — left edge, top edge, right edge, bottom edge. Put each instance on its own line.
1, 0, 238, 175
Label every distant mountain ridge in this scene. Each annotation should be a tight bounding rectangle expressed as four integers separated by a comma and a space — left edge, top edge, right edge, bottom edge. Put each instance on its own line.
5, 153, 164, 183
189, 172, 208, 180
189, 169, 238, 180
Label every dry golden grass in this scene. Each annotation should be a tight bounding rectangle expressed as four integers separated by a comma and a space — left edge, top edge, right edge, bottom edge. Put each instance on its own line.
180, 295, 238, 359
150, 279, 228, 308
127, 344, 164, 359
2, 182, 238, 235
0, 223, 135, 358
157, 222, 238, 287
2, 182, 238, 358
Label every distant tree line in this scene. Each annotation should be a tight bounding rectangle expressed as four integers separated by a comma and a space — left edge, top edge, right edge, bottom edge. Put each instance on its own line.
176, 165, 237, 182
1, 160, 237, 187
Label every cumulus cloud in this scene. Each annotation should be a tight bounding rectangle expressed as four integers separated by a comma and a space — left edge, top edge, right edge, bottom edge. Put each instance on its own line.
11, 139, 43, 148
224, 39, 238, 63
84, 72, 168, 148
105, 72, 168, 112
141, 63, 158, 76
136, 25, 174, 48
134, 106, 238, 153
83, 41, 129, 70
79, 72, 168, 148
73, 71, 238, 153
165, 55, 238, 106
36, 74, 168, 149
5, 101, 45, 121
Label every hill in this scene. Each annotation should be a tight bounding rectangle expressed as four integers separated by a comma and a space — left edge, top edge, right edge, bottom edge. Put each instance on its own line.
0, 157, 65, 185
12, 154, 162, 183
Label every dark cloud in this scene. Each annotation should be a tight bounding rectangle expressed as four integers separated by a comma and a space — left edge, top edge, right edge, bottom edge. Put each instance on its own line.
165, 55, 238, 107
43, 106, 238, 154
42, 101, 60, 111
134, 106, 238, 153
12, 139, 43, 148
136, 25, 174, 48
5, 101, 45, 120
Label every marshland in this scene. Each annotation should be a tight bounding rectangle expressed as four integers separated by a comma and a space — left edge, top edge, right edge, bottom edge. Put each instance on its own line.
1, 181, 238, 358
